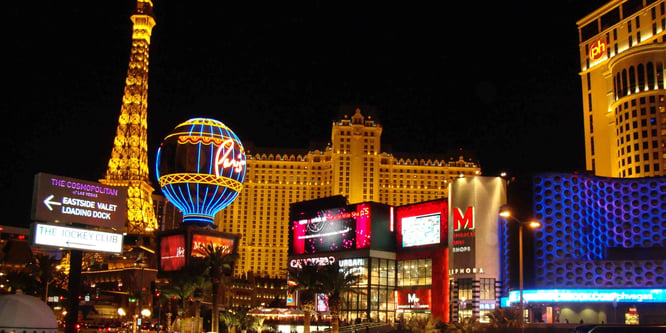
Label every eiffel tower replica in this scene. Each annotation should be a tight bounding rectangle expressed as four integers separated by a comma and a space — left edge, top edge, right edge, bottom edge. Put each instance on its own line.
100, 0, 158, 235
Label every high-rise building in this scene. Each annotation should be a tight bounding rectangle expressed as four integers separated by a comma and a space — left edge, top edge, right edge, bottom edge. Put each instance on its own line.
100, 0, 158, 235
578, 0, 666, 178
216, 108, 481, 278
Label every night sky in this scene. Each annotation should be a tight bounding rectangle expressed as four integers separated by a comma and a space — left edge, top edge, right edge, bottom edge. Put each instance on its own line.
2, 1, 610, 227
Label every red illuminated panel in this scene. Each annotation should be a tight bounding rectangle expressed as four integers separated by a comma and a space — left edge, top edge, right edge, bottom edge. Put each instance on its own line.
160, 234, 186, 271
355, 203, 371, 249
396, 289, 431, 310
396, 200, 447, 249
191, 234, 235, 257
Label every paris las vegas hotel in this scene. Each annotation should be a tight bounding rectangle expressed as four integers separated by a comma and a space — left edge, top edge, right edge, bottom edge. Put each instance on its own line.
210, 109, 480, 279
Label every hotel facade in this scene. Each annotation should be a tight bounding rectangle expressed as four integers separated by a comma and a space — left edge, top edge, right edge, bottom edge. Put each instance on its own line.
215, 109, 481, 279
578, 0, 666, 178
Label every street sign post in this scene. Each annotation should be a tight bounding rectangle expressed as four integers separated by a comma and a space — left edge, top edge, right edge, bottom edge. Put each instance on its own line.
31, 172, 127, 230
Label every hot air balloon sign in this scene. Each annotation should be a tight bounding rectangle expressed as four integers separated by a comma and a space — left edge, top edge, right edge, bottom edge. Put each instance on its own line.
156, 118, 246, 225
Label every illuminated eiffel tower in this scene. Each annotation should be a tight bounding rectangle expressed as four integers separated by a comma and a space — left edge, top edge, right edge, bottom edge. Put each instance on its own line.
100, 0, 158, 235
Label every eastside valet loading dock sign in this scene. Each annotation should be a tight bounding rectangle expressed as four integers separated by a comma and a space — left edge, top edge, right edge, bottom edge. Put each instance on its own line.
31, 173, 127, 229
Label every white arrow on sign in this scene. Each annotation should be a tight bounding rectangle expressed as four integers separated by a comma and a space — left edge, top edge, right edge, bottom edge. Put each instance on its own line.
43, 194, 62, 211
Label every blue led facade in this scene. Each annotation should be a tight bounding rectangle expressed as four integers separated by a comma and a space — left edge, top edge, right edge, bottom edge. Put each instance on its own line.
533, 173, 666, 288
156, 118, 246, 225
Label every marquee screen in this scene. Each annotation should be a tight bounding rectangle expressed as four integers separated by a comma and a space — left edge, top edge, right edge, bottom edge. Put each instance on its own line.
401, 213, 440, 247
291, 203, 371, 254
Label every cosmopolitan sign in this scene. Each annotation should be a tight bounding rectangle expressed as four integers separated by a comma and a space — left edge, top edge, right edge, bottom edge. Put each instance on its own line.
32, 223, 123, 253
507, 289, 666, 304
31, 173, 127, 229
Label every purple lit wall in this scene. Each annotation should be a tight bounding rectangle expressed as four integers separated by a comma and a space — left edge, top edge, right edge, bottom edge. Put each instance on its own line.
533, 173, 666, 288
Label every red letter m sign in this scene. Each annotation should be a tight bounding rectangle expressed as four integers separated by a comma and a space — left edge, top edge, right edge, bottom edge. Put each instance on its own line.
453, 207, 474, 231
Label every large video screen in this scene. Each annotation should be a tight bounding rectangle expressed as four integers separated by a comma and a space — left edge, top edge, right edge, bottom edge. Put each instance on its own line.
395, 200, 446, 249
292, 204, 371, 254
401, 213, 441, 247
191, 234, 235, 257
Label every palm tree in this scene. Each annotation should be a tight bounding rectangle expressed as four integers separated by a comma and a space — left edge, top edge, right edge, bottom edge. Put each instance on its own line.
288, 262, 322, 333
161, 270, 209, 333
195, 243, 238, 333
486, 307, 521, 329
317, 262, 362, 333
439, 316, 480, 333
28, 253, 62, 300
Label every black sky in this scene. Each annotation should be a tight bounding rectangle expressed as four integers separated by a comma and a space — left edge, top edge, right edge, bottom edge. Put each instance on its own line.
2, 1, 610, 226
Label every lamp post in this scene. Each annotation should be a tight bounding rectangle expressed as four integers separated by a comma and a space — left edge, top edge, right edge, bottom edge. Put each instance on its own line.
499, 206, 541, 331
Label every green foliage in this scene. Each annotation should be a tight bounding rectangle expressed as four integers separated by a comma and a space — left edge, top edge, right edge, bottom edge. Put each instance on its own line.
485, 307, 521, 328
407, 315, 442, 333
160, 269, 209, 315
220, 307, 263, 333
439, 316, 481, 333
288, 261, 322, 312
194, 243, 239, 333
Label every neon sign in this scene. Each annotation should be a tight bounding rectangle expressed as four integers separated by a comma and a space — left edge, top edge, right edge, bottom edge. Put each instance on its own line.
156, 118, 246, 224
453, 207, 474, 231
588, 39, 606, 61
507, 289, 666, 304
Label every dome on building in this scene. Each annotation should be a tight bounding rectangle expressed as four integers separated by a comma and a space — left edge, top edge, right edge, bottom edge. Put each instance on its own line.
0, 293, 57, 333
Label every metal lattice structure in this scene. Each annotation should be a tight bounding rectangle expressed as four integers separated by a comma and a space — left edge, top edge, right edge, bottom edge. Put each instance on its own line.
533, 173, 666, 288
100, 0, 158, 234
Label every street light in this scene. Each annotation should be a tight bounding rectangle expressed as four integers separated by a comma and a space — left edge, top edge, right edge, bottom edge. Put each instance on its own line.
499, 206, 541, 330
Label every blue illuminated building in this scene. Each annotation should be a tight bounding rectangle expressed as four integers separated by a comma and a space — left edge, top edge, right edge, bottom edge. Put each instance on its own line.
521, 173, 666, 324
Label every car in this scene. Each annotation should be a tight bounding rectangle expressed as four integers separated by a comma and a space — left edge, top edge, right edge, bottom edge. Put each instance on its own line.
573, 324, 666, 333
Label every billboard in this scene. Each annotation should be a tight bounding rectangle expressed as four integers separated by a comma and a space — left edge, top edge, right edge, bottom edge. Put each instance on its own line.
31, 173, 127, 229
32, 223, 123, 253
291, 203, 371, 255
448, 176, 506, 277
396, 289, 432, 310
395, 200, 447, 249
191, 233, 236, 257
160, 234, 187, 271
158, 227, 240, 272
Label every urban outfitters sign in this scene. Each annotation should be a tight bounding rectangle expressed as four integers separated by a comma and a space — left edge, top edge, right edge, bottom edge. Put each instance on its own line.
32, 223, 123, 253
31, 173, 127, 229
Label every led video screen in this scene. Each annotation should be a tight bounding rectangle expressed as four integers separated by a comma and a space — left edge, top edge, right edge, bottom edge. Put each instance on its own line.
292, 204, 371, 254
191, 233, 235, 257
401, 213, 441, 247
395, 200, 446, 249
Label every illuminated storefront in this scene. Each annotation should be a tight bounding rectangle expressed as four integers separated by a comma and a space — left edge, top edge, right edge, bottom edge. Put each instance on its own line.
447, 177, 506, 323
395, 199, 448, 323
288, 177, 507, 324
289, 197, 396, 323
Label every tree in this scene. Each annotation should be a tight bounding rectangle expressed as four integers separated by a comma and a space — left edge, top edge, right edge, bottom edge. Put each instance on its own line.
317, 262, 362, 333
161, 270, 209, 333
28, 254, 62, 301
3, 269, 38, 295
439, 316, 480, 333
195, 243, 238, 333
287, 262, 322, 333
486, 307, 521, 329
219, 307, 252, 333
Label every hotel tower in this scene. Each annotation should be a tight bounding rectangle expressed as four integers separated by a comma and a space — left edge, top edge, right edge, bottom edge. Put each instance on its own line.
578, 0, 666, 178
216, 109, 481, 278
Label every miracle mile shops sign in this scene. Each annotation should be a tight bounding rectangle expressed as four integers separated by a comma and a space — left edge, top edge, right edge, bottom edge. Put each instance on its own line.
31, 173, 127, 230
